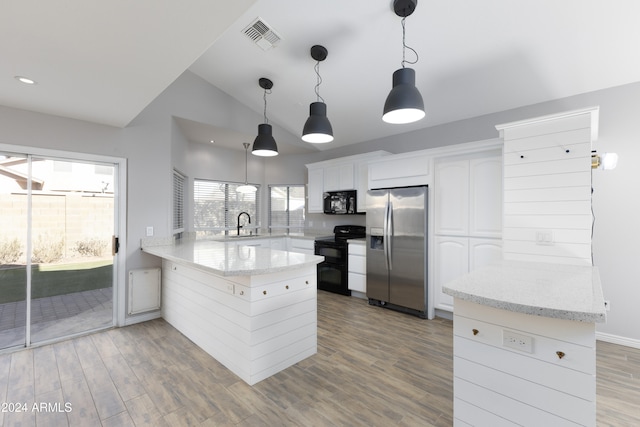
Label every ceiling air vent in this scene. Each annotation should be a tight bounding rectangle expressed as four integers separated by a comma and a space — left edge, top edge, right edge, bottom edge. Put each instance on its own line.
242, 17, 282, 51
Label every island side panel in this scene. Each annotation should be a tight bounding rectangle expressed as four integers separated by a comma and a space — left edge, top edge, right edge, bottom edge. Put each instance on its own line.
160, 259, 317, 386
452, 298, 596, 427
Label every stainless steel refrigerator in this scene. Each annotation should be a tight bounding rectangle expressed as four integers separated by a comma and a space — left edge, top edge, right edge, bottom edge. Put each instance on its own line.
366, 186, 428, 318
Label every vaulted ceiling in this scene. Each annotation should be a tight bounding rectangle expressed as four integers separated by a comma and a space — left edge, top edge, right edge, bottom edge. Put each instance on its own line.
4, 1, 640, 155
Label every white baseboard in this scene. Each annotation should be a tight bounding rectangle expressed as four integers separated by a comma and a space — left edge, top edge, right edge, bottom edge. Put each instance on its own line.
596, 331, 640, 349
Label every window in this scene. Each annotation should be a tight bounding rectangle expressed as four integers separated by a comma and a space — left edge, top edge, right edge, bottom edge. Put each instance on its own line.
194, 179, 260, 237
269, 185, 305, 233
173, 170, 185, 235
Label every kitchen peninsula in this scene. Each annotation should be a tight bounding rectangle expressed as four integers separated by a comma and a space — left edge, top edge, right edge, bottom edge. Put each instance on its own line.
443, 260, 606, 426
142, 239, 324, 385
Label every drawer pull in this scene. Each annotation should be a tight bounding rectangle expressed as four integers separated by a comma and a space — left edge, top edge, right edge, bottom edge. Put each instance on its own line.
556, 351, 565, 359
263, 290, 267, 295
239, 290, 244, 295
285, 285, 289, 290
305, 280, 309, 285
472, 329, 479, 336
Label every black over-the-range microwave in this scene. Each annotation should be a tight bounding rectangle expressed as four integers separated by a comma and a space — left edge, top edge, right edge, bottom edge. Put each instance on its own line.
323, 190, 361, 215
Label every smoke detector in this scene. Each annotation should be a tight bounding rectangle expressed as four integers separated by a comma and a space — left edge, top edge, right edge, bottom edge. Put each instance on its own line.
242, 17, 282, 51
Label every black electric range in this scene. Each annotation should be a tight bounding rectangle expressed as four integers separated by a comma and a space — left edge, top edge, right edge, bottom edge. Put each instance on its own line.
314, 225, 366, 296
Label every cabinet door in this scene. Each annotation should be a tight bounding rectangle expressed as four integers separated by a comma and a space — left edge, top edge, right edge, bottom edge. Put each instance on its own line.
435, 160, 470, 235
324, 163, 354, 191
469, 238, 502, 271
469, 156, 502, 237
307, 167, 324, 213
434, 236, 469, 311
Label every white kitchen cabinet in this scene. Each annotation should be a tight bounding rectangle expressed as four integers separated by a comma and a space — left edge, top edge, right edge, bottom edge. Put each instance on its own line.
434, 236, 468, 312
306, 151, 390, 214
368, 151, 431, 189
307, 167, 324, 213
434, 160, 469, 235
433, 152, 502, 313
323, 163, 354, 192
433, 237, 502, 313
287, 237, 315, 255
434, 155, 502, 238
269, 238, 286, 250
347, 241, 366, 296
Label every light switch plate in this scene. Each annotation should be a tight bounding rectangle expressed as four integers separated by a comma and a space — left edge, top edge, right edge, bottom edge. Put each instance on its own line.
146, 226, 154, 237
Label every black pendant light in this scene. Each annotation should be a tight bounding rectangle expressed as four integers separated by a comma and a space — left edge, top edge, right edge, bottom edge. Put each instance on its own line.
302, 45, 334, 143
252, 77, 278, 157
382, 0, 425, 124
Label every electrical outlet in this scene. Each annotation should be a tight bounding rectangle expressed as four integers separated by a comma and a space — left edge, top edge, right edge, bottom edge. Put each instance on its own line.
535, 229, 554, 246
503, 330, 533, 353
146, 226, 154, 237
604, 300, 611, 311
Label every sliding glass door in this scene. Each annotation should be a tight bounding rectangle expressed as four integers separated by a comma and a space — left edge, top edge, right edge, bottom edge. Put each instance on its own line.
0, 153, 117, 349
0, 153, 28, 348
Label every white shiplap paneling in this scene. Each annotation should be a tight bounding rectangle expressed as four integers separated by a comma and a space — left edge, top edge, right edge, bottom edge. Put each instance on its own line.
496, 107, 598, 265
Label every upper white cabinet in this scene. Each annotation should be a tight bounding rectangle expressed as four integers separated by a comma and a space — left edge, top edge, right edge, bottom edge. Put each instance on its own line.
323, 163, 355, 192
306, 151, 390, 214
368, 152, 431, 189
434, 155, 502, 238
307, 167, 324, 213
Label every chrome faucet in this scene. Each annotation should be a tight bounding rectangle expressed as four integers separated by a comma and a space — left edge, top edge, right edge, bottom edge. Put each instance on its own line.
237, 211, 251, 235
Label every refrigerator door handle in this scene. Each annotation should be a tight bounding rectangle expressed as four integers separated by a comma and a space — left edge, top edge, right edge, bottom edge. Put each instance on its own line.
383, 201, 390, 271
387, 201, 393, 270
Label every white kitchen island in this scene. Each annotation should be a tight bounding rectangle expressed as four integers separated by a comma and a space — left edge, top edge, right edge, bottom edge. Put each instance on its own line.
142, 239, 324, 385
443, 260, 606, 427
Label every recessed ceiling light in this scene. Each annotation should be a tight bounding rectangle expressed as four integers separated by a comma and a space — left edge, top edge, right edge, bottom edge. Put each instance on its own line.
209, 139, 215, 144
15, 76, 37, 85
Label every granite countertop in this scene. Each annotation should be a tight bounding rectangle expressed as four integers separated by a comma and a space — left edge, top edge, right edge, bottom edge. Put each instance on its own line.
142, 240, 324, 278
442, 260, 607, 323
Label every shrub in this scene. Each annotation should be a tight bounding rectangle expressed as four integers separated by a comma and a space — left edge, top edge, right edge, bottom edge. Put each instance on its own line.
75, 237, 108, 257
32, 234, 64, 264
0, 238, 22, 264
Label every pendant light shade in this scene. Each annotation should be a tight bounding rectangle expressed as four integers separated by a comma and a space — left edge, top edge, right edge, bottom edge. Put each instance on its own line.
383, 0, 425, 125
302, 102, 333, 143
237, 143, 257, 193
252, 123, 278, 157
252, 78, 278, 157
382, 68, 425, 124
302, 45, 334, 143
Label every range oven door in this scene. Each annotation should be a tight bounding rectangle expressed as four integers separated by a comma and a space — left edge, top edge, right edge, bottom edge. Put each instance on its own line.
315, 241, 351, 296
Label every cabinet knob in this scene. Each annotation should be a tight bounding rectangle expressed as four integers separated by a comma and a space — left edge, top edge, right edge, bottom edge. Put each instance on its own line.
263, 290, 267, 295
472, 329, 479, 336
556, 351, 565, 359
305, 280, 309, 285
285, 285, 289, 290
239, 290, 244, 295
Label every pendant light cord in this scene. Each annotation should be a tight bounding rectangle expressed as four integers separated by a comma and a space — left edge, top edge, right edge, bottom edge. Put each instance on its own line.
244, 144, 249, 184
401, 16, 419, 68
314, 61, 325, 103
263, 87, 272, 124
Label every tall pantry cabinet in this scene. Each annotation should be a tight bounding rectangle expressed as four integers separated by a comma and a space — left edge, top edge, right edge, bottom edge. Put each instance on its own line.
433, 152, 503, 312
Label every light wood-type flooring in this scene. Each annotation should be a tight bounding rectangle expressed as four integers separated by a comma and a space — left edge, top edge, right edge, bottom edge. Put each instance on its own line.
1, 290, 639, 426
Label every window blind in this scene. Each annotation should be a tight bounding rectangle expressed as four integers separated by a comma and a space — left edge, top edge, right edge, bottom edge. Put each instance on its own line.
194, 179, 260, 237
269, 185, 305, 233
173, 170, 185, 234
